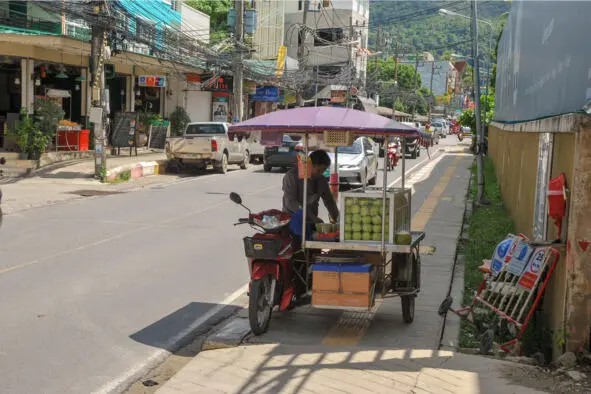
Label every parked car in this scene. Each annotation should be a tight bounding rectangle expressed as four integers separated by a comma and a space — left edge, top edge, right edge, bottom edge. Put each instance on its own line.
431, 121, 447, 139
263, 135, 303, 172
401, 122, 422, 159
165, 122, 249, 174
327, 137, 379, 186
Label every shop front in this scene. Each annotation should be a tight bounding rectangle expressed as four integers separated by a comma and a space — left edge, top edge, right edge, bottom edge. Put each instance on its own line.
0, 55, 22, 149
134, 74, 166, 115
250, 85, 281, 117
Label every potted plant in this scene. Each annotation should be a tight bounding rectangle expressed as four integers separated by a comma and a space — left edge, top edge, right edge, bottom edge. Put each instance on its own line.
169, 106, 190, 136
14, 109, 35, 159
34, 98, 65, 134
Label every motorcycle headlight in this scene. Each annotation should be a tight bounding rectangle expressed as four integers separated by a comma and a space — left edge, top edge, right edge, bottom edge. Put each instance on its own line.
253, 215, 290, 230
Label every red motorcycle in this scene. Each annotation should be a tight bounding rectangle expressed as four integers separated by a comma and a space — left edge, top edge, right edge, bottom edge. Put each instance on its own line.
386, 139, 400, 171
230, 192, 300, 335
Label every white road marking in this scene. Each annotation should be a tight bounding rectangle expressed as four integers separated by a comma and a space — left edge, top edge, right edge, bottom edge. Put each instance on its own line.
90, 283, 249, 394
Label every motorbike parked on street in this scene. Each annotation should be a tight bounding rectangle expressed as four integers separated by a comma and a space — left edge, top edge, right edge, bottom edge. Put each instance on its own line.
230, 192, 301, 335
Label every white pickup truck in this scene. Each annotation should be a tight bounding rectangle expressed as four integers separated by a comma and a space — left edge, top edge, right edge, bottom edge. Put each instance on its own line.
165, 122, 249, 174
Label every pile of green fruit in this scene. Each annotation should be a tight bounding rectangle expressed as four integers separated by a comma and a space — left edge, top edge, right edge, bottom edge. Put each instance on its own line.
343, 197, 389, 241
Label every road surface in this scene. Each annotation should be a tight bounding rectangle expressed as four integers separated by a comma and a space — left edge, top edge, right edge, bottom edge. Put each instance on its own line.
0, 138, 456, 394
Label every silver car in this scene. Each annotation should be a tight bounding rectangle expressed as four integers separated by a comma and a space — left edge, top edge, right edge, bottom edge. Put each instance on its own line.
327, 137, 379, 186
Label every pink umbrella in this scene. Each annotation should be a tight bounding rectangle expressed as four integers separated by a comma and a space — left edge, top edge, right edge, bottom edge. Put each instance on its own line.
228, 107, 418, 136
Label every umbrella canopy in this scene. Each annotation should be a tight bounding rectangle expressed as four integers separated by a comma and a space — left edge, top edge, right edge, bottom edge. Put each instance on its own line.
228, 107, 418, 136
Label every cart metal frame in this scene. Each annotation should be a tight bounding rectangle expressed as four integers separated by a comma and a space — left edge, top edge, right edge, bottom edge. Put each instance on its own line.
296, 131, 426, 320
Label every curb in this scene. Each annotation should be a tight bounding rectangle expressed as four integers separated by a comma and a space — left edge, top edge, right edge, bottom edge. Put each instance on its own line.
437, 155, 476, 351
105, 160, 168, 183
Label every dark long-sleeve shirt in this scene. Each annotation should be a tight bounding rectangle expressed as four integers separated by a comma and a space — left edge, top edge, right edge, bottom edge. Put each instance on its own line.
282, 167, 339, 223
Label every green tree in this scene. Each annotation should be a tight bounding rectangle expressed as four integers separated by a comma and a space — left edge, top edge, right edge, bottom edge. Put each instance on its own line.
185, 0, 232, 42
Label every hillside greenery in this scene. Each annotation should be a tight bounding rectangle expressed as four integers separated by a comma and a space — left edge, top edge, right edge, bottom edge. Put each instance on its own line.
369, 0, 510, 60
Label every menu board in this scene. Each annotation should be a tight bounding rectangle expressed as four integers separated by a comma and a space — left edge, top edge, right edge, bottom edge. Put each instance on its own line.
111, 112, 137, 148
148, 124, 170, 150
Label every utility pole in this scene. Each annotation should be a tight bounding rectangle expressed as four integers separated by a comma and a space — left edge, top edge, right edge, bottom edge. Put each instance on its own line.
374, 24, 382, 102
428, 61, 435, 122
233, 0, 244, 122
296, 0, 309, 107
347, 16, 354, 109
471, 0, 486, 204
375, 25, 382, 71
411, 50, 420, 121
90, 1, 107, 180
391, 39, 399, 116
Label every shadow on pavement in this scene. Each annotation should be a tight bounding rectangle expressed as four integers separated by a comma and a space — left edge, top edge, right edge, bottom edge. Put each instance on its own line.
129, 302, 243, 351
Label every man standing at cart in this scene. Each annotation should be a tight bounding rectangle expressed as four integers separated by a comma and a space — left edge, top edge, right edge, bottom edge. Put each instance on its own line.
282, 150, 339, 240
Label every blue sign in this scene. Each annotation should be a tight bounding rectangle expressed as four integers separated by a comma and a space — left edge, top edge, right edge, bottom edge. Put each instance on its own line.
251, 86, 280, 102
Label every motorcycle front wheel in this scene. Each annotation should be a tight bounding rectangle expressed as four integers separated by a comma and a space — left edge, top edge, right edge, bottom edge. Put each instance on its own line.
249, 276, 274, 335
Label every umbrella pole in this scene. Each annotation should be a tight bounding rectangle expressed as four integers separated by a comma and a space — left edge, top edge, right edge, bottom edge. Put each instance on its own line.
401, 138, 406, 192
330, 147, 339, 203
302, 133, 309, 249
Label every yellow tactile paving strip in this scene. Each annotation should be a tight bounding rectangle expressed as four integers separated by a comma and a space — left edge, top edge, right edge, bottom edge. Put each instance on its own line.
321, 156, 463, 346
411, 156, 462, 232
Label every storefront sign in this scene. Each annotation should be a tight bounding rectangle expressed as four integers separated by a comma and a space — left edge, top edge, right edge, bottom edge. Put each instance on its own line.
251, 86, 280, 102
330, 90, 346, 104
138, 75, 166, 88
186, 73, 200, 83
200, 74, 233, 91
244, 81, 257, 95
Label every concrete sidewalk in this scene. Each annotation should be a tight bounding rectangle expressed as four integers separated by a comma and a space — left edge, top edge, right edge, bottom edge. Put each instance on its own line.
150, 150, 545, 394
0, 152, 171, 214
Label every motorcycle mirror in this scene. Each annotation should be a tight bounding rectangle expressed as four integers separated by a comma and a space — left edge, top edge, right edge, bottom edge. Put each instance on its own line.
229, 192, 242, 205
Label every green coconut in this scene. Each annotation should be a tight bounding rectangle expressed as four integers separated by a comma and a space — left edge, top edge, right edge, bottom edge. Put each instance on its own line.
362, 231, 372, 241
362, 216, 372, 225
344, 231, 352, 240
345, 198, 354, 206
352, 215, 362, 224
360, 206, 370, 216
350, 205, 361, 214
362, 223, 373, 232
353, 231, 362, 240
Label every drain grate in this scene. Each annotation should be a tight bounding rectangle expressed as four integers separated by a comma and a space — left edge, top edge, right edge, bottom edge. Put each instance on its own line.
68, 190, 125, 197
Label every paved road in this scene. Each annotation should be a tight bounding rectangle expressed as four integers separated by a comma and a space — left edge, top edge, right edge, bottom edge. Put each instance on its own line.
0, 138, 457, 394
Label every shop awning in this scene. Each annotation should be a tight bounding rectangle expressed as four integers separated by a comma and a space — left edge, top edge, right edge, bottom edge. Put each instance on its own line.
0, 25, 59, 36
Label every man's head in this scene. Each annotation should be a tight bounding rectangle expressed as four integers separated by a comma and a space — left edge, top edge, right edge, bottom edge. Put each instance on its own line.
309, 150, 331, 177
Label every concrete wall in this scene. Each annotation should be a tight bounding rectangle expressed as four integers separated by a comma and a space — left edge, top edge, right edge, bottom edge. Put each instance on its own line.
252, 0, 285, 60
565, 122, 591, 353
488, 127, 539, 237
544, 132, 575, 358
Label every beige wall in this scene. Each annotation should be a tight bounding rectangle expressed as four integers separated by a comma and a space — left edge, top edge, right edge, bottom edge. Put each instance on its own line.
565, 123, 591, 353
488, 127, 539, 238
544, 132, 576, 357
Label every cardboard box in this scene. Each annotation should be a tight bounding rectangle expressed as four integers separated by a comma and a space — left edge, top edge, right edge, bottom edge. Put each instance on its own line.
312, 270, 339, 292
312, 292, 374, 309
312, 263, 374, 293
